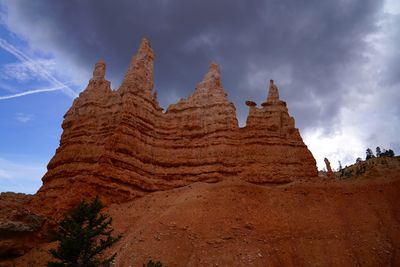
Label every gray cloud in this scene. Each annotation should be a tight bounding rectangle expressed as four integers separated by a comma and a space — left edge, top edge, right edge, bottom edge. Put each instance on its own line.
2, 0, 398, 167
380, 14, 400, 87
1, 0, 383, 125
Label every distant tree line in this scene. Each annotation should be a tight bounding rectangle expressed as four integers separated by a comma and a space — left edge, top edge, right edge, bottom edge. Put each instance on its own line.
365, 146, 395, 160
334, 146, 396, 179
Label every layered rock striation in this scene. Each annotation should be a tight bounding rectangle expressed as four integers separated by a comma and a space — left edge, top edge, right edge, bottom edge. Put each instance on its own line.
242, 79, 316, 183
31, 38, 317, 214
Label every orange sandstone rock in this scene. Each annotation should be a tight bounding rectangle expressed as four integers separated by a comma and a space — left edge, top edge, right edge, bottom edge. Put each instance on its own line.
0, 193, 43, 258
242, 79, 316, 183
324, 157, 334, 178
30, 38, 317, 216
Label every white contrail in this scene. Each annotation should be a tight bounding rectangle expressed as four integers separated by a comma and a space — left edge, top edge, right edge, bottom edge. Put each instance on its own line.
0, 38, 78, 98
0, 86, 66, 100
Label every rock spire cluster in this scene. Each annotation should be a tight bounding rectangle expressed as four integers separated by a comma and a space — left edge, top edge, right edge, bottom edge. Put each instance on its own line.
31, 38, 317, 214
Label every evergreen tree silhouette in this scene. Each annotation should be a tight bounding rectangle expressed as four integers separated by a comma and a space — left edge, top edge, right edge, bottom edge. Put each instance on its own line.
48, 195, 121, 267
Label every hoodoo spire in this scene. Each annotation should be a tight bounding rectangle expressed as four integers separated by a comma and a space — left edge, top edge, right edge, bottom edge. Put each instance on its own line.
194, 62, 223, 91
120, 37, 155, 95
82, 59, 111, 95
91, 59, 106, 81
197, 62, 223, 92
189, 62, 229, 103
201, 62, 221, 85
266, 79, 280, 103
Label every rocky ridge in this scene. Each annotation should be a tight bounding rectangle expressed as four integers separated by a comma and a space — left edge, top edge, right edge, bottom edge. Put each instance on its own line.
30, 38, 317, 215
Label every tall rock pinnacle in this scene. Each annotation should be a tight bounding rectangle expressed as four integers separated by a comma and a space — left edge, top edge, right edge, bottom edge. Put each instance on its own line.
91, 59, 106, 81
80, 59, 111, 96
191, 62, 227, 102
120, 38, 155, 95
266, 79, 280, 103
201, 62, 221, 85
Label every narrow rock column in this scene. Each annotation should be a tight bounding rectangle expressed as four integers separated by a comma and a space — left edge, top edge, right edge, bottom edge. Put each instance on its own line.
324, 158, 334, 178
83, 59, 111, 95
266, 79, 280, 103
91, 59, 106, 81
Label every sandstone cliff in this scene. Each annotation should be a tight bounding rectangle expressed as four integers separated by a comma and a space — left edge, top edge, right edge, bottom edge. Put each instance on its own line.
30, 38, 317, 215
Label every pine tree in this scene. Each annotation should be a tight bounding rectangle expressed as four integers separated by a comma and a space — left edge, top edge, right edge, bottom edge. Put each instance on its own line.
338, 161, 343, 171
376, 146, 382, 157
366, 148, 374, 160
381, 149, 395, 157
48, 195, 121, 267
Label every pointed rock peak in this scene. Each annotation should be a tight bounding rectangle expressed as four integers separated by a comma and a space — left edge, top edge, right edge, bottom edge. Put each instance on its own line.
208, 62, 220, 75
202, 62, 221, 83
120, 37, 155, 94
79, 58, 111, 99
266, 79, 280, 103
136, 37, 153, 61
140, 37, 151, 48
91, 59, 106, 81
189, 62, 230, 105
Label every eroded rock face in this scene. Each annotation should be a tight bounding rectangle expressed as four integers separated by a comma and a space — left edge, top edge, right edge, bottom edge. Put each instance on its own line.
242, 79, 316, 183
30, 38, 317, 215
0, 193, 44, 259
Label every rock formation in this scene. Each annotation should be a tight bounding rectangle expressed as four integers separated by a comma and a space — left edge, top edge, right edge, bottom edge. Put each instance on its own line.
5, 38, 400, 267
30, 38, 317, 215
243, 79, 316, 183
324, 157, 334, 178
0, 193, 43, 258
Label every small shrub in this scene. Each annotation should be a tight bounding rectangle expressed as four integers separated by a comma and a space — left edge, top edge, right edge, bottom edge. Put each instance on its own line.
355, 165, 366, 175
144, 260, 163, 267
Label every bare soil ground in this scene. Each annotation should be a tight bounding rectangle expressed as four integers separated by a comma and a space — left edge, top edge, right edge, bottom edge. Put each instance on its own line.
9, 170, 400, 267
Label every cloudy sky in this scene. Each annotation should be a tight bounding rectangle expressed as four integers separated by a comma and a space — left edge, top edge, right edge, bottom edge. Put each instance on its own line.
0, 0, 399, 193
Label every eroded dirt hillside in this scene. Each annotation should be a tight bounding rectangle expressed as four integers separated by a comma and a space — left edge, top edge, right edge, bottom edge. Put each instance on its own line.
12, 174, 400, 267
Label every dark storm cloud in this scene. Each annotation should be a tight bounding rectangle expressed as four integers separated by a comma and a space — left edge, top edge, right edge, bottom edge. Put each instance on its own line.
2, 0, 384, 129
380, 14, 400, 87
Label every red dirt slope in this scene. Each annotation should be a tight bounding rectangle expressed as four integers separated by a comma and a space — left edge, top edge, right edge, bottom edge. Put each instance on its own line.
12, 174, 400, 267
